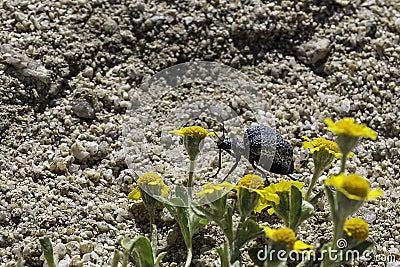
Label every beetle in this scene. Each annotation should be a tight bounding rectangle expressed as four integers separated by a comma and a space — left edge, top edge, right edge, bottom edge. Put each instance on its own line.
214, 125, 294, 184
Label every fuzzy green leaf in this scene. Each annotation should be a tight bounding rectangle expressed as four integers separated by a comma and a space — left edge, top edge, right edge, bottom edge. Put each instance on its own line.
112, 250, 122, 267
289, 185, 303, 231
121, 237, 154, 267
39, 237, 57, 267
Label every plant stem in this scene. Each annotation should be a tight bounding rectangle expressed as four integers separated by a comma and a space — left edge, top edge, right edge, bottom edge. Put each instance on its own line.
188, 160, 195, 198
331, 215, 345, 251
339, 154, 347, 174
305, 168, 323, 201
184, 244, 193, 267
229, 215, 247, 264
149, 205, 156, 233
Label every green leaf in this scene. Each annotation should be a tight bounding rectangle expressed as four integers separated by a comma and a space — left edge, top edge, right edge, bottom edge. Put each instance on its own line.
235, 218, 265, 253
132, 237, 155, 267
289, 185, 303, 231
154, 252, 167, 266
151, 225, 158, 254
217, 245, 230, 267
121, 237, 135, 251
299, 201, 315, 223
17, 255, 24, 267
324, 185, 337, 221
175, 185, 189, 204
121, 237, 154, 267
112, 250, 122, 267
237, 188, 259, 219
39, 237, 57, 267
249, 247, 265, 267
273, 192, 290, 225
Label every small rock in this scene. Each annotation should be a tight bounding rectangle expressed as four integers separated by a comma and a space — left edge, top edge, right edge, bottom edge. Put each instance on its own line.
71, 140, 90, 161
361, 210, 377, 223
58, 257, 71, 267
166, 228, 180, 246
66, 241, 80, 256
70, 255, 83, 267
82, 253, 91, 262
81, 66, 94, 79
85, 141, 98, 154
334, 0, 349, 6
340, 99, 351, 113
295, 38, 331, 65
395, 18, 400, 33
72, 100, 95, 119
53, 243, 67, 259
80, 241, 94, 254
84, 168, 100, 183
1, 44, 51, 83
102, 18, 118, 34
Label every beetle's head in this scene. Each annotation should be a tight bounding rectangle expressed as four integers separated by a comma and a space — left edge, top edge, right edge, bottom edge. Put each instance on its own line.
217, 138, 232, 151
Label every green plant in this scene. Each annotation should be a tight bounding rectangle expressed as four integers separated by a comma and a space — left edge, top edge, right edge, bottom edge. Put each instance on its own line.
39, 236, 57, 267
126, 117, 382, 267
112, 225, 166, 267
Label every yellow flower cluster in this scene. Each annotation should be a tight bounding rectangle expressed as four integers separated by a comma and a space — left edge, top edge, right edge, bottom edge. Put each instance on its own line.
256, 179, 305, 214
128, 172, 170, 200
236, 174, 265, 190
324, 118, 377, 140
169, 126, 216, 138
262, 226, 314, 252
324, 173, 383, 201
344, 217, 369, 240
302, 136, 341, 158
197, 182, 235, 197
170, 126, 216, 161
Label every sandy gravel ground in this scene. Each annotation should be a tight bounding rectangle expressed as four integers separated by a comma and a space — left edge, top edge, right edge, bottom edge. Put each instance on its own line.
1, 0, 400, 266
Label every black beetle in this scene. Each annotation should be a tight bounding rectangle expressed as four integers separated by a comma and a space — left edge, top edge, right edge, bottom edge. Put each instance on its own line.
214, 125, 294, 184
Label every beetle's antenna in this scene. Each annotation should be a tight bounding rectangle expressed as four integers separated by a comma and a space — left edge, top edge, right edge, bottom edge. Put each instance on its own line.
213, 131, 222, 142
222, 121, 225, 139
213, 120, 224, 178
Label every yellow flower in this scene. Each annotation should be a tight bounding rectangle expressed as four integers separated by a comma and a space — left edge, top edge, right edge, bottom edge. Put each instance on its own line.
262, 226, 314, 252
324, 173, 383, 201
197, 182, 235, 197
344, 218, 369, 240
169, 126, 216, 139
235, 174, 279, 215
128, 172, 170, 200
324, 118, 377, 140
170, 126, 216, 161
236, 174, 265, 190
302, 136, 341, 158
254, 186, 281, 214
256, 180, 305, 214
269, 179, 306, 194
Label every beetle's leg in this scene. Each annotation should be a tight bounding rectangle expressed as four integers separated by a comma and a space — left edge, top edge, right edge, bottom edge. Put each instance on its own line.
213, 148, 233, 178
250, 162, 269, 185
222, 156, 240, 182
212, 148, 223, 178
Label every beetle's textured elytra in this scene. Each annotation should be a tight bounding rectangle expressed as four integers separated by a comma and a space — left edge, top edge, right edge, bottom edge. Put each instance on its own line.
216, 126, 294, 182
244, 126, 294, 175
